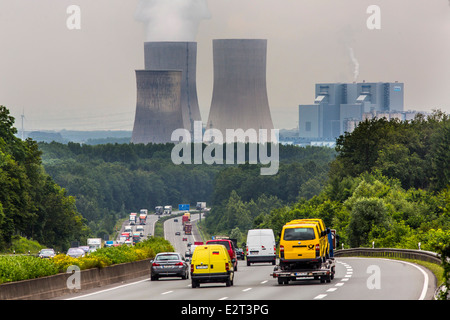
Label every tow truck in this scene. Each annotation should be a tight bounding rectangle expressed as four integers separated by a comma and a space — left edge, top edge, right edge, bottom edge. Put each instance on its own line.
271, 258, 336, 284
270, 220, 337, 285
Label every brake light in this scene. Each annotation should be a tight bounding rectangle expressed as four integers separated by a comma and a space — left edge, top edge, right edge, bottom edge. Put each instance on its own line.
246, 246, 248, 253
191, 264, 194, 273
279, 245, 284, 258
274, 245, 276, 253
225, 262, 229, 271
280, 245, 284, 252
315, 244, 320, 251
152, 262, 160, 267
175, 262, 184, 266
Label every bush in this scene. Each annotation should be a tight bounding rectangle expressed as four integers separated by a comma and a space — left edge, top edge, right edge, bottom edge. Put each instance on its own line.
0, 255, 59, 284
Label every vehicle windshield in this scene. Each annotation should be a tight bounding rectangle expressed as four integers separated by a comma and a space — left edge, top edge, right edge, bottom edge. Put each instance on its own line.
284, 228, 315, 241
41, 249, 54, 254
156, 254, 180, 261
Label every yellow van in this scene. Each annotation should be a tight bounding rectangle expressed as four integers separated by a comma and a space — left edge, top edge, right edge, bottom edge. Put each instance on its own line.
279, 222, 324, 268
190, 244, 234, 288
286, 219, 329, 259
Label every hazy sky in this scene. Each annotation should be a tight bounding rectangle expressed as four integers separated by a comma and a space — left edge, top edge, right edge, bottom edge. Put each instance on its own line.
0, 0, 449, 131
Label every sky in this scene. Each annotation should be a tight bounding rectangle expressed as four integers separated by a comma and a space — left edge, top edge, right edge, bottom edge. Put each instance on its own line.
0, 0, 449, 131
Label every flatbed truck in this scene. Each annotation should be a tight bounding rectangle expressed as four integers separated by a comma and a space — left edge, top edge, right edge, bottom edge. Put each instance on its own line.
271, 258, 336, 284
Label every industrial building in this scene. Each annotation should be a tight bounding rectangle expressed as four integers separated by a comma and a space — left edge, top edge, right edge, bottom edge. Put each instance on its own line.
298, 82, 405, 139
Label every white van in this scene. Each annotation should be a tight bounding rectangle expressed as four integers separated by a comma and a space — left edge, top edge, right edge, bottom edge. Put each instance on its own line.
246, 229, 276, 266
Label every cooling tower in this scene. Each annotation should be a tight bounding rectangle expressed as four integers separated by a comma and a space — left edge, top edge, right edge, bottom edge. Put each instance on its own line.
131, 70, 184, 144
143, 42, 201, 133
207, 39, 274, 135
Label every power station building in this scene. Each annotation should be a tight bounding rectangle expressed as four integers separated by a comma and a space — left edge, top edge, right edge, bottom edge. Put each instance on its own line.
207, 39, 274, 137
298, 82, 405, 139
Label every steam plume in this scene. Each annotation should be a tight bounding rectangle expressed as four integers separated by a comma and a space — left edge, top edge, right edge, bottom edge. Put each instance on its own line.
134, 0, 211, 41
349, 47, 360, 82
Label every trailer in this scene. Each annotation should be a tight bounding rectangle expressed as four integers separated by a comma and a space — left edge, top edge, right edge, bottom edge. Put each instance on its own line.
271, 258, 336, 285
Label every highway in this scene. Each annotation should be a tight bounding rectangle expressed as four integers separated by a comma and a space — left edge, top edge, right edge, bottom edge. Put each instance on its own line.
61, 214, 436, 301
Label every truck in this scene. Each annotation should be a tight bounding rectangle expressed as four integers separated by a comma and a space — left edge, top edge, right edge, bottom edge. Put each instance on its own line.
196, 202, 206, 211
139, 212, 147, 225
182, 212, 191, 225
129, 212, 137, 225
132, 232, 141, 244
164, 205, 172, 214
155, 206, 163, 215
87, 238, 102, 252
184, 223, 192, 235
270, 219, 336, 285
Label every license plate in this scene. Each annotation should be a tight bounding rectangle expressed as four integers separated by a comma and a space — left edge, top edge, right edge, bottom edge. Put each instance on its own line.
295, 272, 308, 276
196, 265, 208, 269
250, 251, 259, 254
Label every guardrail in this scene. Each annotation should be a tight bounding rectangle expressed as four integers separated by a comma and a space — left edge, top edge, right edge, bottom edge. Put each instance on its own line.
334, 248, 442, 265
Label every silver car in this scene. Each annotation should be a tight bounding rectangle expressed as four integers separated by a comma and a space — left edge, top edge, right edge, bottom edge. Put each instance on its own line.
38, 248, 56, 259
150, 252, 189, 281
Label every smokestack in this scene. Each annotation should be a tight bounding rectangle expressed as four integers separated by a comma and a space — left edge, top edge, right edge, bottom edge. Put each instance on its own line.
131, 70, 184, 144
207, 39, 274, 135
144, 42, 201, 133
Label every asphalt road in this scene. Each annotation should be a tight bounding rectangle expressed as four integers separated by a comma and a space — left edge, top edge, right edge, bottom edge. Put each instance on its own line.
63, 214, 436, 301
61, 256, 434, 300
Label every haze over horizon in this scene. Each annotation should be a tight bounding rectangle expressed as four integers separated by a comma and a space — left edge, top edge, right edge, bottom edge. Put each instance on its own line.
0, 0, 449, 132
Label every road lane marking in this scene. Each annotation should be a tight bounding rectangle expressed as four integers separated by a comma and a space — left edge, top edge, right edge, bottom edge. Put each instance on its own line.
218, 297, 228, 300
260, 280, 268, 284
64, 279, 148, 300
314, 294, 327, 299
335, 283, 344, 286
326, 288, 337, 292
161, 290, 173, 295
242, 288, 252, 292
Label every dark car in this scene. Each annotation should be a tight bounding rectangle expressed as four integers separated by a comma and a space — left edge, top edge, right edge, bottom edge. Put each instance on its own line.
150, 252, 189, 281
38, 248, 56, 259
236, 248, 245, 260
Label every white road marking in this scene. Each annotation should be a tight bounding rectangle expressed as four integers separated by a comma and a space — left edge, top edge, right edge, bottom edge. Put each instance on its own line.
218, 297, 228, 300
314, 294, 327, 299
161, 290, 173, 295
242, 288, 252, 292
64, 279, 148, 300
326, 288, 337, 292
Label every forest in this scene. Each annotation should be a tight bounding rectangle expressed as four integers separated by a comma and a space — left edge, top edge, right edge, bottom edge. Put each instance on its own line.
206, 111, 449, 258
1, 102, 448, 258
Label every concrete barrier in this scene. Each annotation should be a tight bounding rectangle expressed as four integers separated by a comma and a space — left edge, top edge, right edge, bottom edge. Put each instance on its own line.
0, 258, 151, 300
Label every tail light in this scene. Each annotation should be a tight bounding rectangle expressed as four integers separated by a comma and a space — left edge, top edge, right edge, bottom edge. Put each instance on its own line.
273, 245, 276, 253
315, 244, 320, 257
279, 245, 284, 258
152, 262, 160, 267
225, 263, 229, 271
190, 264, 194, 273
175, 262, 184, 266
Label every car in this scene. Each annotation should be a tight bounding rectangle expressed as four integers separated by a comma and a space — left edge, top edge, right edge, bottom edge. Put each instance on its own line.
38, 248, 56, 259
67, 248, 85, 258
235, 248, 245, 260
190, 244, 234, 288
174, 219, 178, 222
182, 237, 187, 241
78, 246, 90, 255
175, 232, 181, 236
150, 252, 189, 281
206, 239, 238, 271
